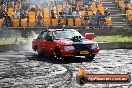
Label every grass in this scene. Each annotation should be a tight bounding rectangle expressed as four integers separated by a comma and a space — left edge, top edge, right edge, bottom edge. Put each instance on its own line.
0, 38, 29, 45
0, 35, 132, 45
93, 35, 132, 42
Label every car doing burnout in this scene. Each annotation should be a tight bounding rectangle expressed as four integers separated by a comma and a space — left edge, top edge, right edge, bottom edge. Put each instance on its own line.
32, 29, 99, 60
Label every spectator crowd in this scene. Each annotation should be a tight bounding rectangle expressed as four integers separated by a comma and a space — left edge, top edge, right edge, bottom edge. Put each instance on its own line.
114, 0, 132, 24
0, 0, 112, 29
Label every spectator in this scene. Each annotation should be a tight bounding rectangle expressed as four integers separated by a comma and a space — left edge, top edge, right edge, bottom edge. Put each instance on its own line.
15, 7, 20, 13
98, 16, 105, 29
51, 9, 57, 19
71, 1, 76, 11
75, 9, 81, 18
20, 11, 28, 19
8, 0, 14, 8
66, 5, 70, 14
83, 12, 90, 29
59, 9, 64, 18
93, 13, 98, 26
15, 1, 20, 10
0, 6, 6, 19
35, 4, 41, 12
88, 4, 92, 10
85, 7, 88, 12
4, 13, 12, 26
96, 10, 102, 24
94, 0, 100, 6
21, 2, 29, 12
13, 10, 20, 19
79, 4, 85, 10
66, 8, 74, 18
90, 13, 96, 29
37, 12, 43, 26
124, 3, 130, 13
104, 8, 111, 17
125, 0, 131, 4
30, 6, 35, 12
62, 6, 66, 16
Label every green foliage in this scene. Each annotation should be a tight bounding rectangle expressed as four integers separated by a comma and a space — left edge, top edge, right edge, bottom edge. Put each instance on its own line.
0, 38, 27, 45
93, 35, 132, 42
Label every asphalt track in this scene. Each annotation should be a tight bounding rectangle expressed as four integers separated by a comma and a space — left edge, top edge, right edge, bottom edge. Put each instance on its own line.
0, 49, 132, 88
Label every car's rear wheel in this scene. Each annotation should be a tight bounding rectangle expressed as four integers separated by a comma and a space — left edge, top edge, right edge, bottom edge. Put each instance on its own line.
54, 48, 62, 60
85, 54, 95, 61
36, 47, 43, 57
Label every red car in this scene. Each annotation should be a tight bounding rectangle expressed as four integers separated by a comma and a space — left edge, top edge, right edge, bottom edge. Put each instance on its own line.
32, 29, 99, 61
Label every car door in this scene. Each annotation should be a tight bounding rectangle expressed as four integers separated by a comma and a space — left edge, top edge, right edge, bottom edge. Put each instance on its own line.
44, 31, 56, 55
37, 31, 48, 53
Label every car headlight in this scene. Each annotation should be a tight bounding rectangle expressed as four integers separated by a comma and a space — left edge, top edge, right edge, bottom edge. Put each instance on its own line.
64, 46, 75, 51
91, 43, 98, 49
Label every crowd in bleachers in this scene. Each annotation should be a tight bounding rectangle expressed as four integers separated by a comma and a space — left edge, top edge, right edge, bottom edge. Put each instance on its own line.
0, 0, 112, 29
114, 0, 132, 24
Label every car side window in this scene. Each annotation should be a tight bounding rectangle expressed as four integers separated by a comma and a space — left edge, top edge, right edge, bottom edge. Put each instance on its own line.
37, 34, 42, 39
37, 31, 47, 40
45, 31, 52, 40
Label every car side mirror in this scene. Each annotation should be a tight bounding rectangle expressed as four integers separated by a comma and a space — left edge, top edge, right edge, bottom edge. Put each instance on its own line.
85, 33, 96, 40
47, 36, 53, 41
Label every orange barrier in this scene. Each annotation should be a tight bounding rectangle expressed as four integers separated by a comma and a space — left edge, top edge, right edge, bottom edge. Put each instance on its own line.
75, 18, 81, 26
68, 18, 74, 26
21, 18, 27, 27
52, 19, 58, 27
44, 17, 51, 27
80, 10, 85, 16
12, 19, 19, 27
29, 19, 36, 27
44, 8, 50, 14
60, 18, 66, 25
44, 13, 50, 18
44, 8, 50, 18
0, 19, 4, 26
28, 11, 36, 19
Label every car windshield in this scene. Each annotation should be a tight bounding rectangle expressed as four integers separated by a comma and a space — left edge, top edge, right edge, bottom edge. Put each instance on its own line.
54, 30, 84, 39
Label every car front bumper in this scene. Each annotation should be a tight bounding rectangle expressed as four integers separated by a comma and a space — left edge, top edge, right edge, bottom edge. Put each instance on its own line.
61, 48, 100, 57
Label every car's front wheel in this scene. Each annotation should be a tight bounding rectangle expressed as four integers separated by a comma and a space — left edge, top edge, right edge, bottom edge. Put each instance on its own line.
85, 54, 95, 61
54, 48, 62, 60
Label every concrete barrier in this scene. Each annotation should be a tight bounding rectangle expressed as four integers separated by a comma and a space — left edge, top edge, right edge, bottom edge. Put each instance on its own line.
98, 42, 132, 50
0, 42, 132, 52
79, 29, 132, 36
0, 28, 132, 38
0, 44, 32, 52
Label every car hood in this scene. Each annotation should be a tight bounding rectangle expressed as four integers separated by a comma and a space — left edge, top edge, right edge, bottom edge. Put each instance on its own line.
55, 38, 97, 45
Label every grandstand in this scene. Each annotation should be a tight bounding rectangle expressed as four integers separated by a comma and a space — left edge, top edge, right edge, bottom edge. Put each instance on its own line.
102, 0, 132, 28
0, 0, 131, 30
